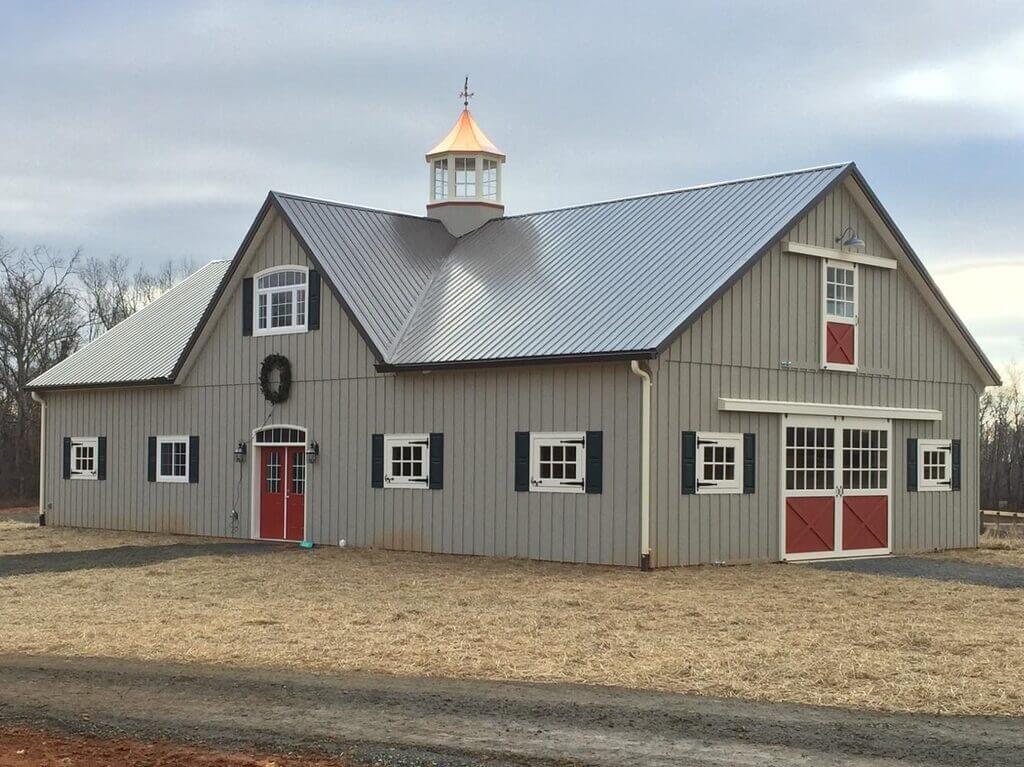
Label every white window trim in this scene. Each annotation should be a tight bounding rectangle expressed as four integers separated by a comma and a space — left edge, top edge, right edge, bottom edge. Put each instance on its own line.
696, 431, 743, 495
156, 435, 190, 484
821, 259, 859, 372
70, 436, 98, 480
383, 433, 431, 489
529, 431, 587, 494
918, 438, 953, 492
253, 265, 309, 337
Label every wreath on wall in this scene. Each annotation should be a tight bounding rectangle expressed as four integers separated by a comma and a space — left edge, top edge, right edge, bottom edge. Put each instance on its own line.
259, 354, 292, 404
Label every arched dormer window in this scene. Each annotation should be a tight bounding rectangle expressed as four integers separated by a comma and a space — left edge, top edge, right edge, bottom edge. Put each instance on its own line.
254, 266, 308, 336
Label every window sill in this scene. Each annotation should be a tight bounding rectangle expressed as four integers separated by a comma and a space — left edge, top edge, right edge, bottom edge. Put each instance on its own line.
69, 475, 97, 481
157, 476, 190, 484
528, 484, 585, 494
253, 326, 308, 338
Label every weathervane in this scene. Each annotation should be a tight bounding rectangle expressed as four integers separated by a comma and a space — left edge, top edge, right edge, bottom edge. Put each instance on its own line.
459, 75, 474, 108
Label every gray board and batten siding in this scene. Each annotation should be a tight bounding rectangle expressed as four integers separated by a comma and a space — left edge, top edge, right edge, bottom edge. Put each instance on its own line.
41, 212, 644, 566
650, 177, 985, 566
33, 165, 994, 567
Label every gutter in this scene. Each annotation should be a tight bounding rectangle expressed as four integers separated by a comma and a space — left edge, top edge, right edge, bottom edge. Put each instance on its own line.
630, 361, 652, 571
30, 391, 46, 526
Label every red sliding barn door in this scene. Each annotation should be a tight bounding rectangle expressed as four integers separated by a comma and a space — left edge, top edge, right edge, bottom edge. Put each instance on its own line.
783, 419, 891, 560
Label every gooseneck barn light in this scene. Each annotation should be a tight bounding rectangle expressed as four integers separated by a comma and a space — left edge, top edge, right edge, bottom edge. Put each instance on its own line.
835, 226, 865, 248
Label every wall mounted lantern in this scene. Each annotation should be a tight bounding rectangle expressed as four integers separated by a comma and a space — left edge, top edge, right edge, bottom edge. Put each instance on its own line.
835, 226, 865, 248
306, 441, 320, 465
233, 442, 247, 462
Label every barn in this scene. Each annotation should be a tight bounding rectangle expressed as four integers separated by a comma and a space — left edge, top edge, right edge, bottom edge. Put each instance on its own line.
26, 103, 999, 568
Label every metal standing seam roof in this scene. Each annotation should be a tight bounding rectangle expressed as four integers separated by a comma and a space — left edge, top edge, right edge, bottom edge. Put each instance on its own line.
27, 260, 230, 389
273, 193, 454, 357
386, 164, 849, 365
27, 161, 1000, 390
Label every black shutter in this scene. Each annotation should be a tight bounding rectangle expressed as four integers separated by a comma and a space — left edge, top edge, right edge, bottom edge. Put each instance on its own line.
681, 431, 697, 495
371, 434, 384, 488
97, 436, 107, 481
585, 431, 603, 494
428, 432, 444, 490
62, 437, 71, 480
242, 277, 253, 336
951, 439, 962, 491
188, 436, 200, 484
743, 433, 756, 494
907, 438, 918, 492
307, 270, 321, 331
514, 432, 530, 492
147, 436, 157, 483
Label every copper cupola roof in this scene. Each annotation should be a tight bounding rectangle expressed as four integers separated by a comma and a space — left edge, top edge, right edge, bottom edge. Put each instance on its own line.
426, 109, 505, 159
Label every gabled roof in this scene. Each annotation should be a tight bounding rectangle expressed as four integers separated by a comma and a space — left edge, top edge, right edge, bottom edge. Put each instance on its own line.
28, 161, 1000, 391
387, 164, 848, 366
27, 260, 230, 390
273, 192, 454, 357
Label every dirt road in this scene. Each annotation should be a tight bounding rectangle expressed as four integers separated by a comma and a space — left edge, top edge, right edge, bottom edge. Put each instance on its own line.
0, 655, 1020, 766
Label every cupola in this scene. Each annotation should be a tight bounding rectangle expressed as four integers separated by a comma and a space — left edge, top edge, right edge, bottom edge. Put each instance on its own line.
426, 78, 506, 237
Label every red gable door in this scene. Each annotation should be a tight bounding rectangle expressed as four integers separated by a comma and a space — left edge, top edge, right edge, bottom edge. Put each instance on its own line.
826, 322, 855, 365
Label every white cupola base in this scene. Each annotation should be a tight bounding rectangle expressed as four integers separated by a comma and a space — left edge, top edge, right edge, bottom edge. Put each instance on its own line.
425, 90, 506, 237
427, 200, 505, 237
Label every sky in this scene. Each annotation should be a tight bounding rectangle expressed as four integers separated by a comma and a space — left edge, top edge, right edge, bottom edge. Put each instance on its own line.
1, 1, 1022, 368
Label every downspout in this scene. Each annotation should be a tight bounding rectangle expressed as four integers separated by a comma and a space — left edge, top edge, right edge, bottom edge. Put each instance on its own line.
630, 361, 652, 571
30, 391, 46, 526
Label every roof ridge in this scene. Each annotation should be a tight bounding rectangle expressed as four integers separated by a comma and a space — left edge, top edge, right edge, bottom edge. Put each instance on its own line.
499, 162, 853, 221
271, 191, 433, 222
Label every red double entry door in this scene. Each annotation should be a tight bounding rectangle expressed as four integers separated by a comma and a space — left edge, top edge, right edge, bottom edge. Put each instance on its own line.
259, 446, 305, 541
783, 416, 891, 560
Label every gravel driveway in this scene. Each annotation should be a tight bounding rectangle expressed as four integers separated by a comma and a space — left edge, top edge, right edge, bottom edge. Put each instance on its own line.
811, 555, 1024, 588
1, 654, 1021, 767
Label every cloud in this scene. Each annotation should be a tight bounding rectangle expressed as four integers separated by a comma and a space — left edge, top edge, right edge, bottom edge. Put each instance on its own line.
879, 30, 1024, 130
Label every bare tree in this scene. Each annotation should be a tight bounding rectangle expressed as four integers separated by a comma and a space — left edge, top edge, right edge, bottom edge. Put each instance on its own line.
79, 254, 195, 338
980, 365, 1024, 512
0, 239, 85, 500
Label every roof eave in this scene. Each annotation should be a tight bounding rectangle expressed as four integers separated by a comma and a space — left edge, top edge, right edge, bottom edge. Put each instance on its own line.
375, 348, 659, 374
25, 376, 175, 394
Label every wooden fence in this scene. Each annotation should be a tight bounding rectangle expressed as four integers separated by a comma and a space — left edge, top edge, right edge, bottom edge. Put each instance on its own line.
981, 510, 1024, 537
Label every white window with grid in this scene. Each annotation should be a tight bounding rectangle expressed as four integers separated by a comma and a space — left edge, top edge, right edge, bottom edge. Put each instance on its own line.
919, 439, 952, 492
696, 432, 743, 494
785, 425, 836, 491
842, 428, 888, 490
432, 158, 449, 200
825, 262, 857, 320
71, 437, 98, 480
482, 158, 498, 200
454, 157, 477, 197
157, 436, 189, 483
254, 267, 308, 336
530, 432, 586, 493
384, 434, 430, 489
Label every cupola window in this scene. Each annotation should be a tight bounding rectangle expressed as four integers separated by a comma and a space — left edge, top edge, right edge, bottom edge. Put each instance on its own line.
455, 157, 477, 197
432, 159, 448, 200
482, 158, 498, 200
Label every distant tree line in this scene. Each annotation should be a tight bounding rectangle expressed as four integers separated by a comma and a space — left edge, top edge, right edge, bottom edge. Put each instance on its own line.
980, 367, 1024, 512
0, 236, 193, 505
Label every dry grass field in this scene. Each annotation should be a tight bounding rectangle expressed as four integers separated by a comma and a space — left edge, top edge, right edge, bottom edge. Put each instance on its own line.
1, 518, 1022, 717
